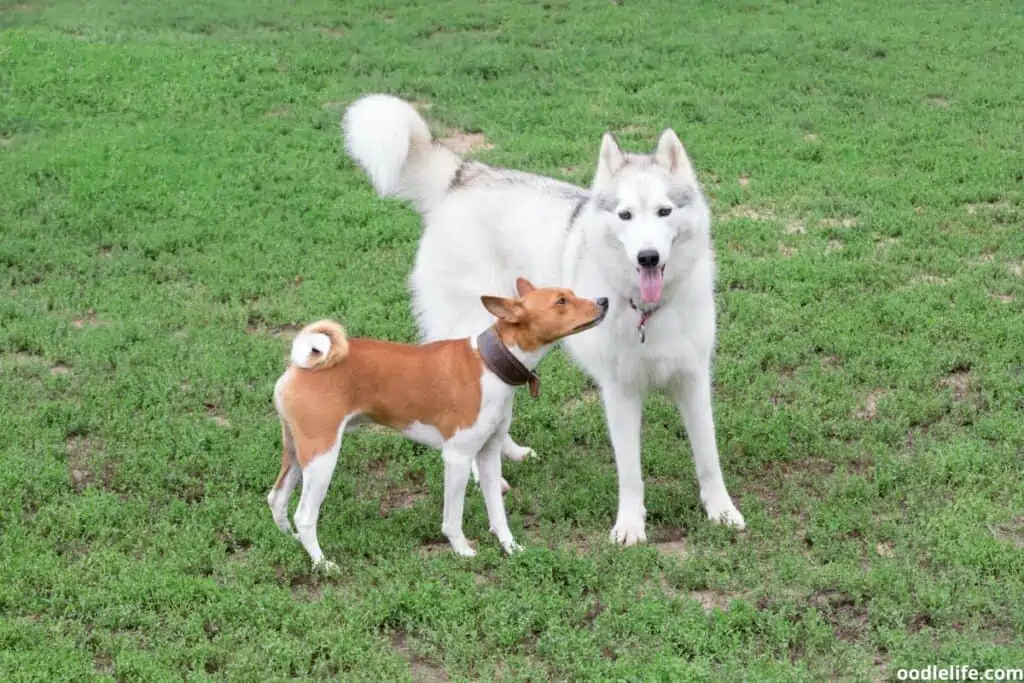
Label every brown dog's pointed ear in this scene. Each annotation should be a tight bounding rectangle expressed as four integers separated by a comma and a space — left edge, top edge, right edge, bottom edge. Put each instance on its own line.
481, 296, 521, 323
515, 277, 536, 296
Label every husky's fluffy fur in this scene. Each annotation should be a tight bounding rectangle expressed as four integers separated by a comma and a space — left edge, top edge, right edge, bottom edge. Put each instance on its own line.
343, 94, 744, 543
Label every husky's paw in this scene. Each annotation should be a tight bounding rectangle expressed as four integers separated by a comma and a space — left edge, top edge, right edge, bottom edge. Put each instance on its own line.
500, 538, 524, 554
705, 499, 746, 530
312, 559, 340, 575
503, 444, 537, 462
448, 537, 477, 558
609, 514, 647, 547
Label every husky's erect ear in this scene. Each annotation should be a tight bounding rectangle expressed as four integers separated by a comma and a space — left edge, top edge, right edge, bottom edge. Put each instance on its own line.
481, 295, 522, 323
593, 132, 626, 188
515, 277, 536, 296
654, 129, 696, 181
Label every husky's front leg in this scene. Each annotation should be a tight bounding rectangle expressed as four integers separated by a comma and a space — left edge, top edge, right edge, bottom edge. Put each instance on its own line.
674, 369, 745, 529
601, 383, 647, 546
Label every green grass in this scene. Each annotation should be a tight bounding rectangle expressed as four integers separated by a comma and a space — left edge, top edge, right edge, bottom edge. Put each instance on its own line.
2, 0, 1023, 680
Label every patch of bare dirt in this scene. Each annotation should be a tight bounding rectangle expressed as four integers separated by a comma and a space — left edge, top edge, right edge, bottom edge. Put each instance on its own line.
290, 573, 324, 601
415, 541, 455, 559
911, 274, 950, 286
391, 632, 448, 682
562, 387, 600, 415
555, 532, 605, 555
580, 593, 606, 627
225, 539, 252, 564
99, 246, 113, 258
380, 487, 428, 516
49, 363, 71, 376
1010, 261, 1022, 277
2, 351, 47, 371
738, 173, 750, 188
855, 390, 885, 420
93, 654, 115, 676
784, 220, 805, 235
72, 309, 106, 329
264, 106, 290, 118
654, 540, 689, 559
964, 200, 1011, 215
616, 124, 648, 135
875, 237, 899, 251
927, 95, 950, 109
990, 293, 1014, 303
819, 217, 858, 229
992, 517, 1023, 549
690, 589, 739, 612
317, 26, 347, 37
777, 243, 797, 257
204, 403, 231, 428
825, 240, 844, 254
66, 434, 113, 493
721, 205, 773, 221
247, 322, 303, 340
939, 370, 971, 399
875, 541, 895, 558
810, 590, 868, 643
439, 130, 494, 154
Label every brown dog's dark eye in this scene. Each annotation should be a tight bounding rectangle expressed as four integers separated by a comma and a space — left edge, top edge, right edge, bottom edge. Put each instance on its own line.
556, 297, 567, 305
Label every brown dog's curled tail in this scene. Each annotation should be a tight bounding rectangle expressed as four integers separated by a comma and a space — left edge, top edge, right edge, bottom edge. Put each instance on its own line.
290, 320, 349, 370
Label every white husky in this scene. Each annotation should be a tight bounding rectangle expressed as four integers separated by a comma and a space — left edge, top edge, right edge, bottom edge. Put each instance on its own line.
342, 95, 745, 543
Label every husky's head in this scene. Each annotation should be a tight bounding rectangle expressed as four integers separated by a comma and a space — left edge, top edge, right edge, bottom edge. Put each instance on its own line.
590, 130, 709, 306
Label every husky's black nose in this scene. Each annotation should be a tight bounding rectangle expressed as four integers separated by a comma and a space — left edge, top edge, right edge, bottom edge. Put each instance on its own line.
637, 249, 660, 268
596, 297, 609, 310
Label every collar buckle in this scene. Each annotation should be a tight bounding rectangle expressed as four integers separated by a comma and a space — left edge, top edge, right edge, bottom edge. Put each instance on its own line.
628, 299, 661, 344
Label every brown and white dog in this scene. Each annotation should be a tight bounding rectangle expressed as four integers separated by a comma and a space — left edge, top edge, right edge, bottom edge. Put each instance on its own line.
268, 278, 608, 570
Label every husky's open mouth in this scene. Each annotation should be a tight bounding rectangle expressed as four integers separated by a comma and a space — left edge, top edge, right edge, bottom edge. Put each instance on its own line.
637, 265, 666, 304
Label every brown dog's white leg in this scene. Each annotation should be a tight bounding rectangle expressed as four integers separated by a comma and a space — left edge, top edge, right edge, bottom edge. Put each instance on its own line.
267, 423, 300, 535
501, 434, 536, 462
476, 439, 522, 554
441, 448, 475, 557
293, 432, 344, 572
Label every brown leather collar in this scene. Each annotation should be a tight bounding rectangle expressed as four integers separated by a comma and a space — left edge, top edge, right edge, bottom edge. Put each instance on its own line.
476, 326, 540, 398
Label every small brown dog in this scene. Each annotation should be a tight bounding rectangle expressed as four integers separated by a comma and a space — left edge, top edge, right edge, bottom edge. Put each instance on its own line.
268, 278, 607, 570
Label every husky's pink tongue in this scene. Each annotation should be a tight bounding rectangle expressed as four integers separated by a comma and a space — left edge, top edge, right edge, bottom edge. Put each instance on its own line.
639, 267, 663, 304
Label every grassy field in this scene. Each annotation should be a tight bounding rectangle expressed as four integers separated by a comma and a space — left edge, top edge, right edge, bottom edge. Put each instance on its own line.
2, 0, 1023, 680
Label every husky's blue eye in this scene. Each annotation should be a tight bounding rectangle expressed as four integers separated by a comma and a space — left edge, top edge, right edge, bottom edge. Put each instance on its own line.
657, 207, 673, 217
618, 210, 633, 221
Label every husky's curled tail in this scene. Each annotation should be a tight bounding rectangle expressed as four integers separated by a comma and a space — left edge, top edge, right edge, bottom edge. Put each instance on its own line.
342, 94, 462, 213
290, 320, 349, 370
